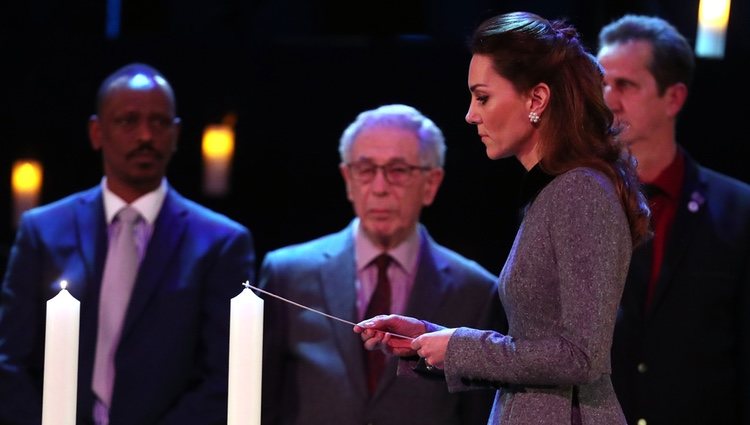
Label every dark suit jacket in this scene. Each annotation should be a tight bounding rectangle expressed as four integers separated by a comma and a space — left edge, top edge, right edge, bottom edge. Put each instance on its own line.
0, 184, 255, 425
612, 150, 750, 425
259, 222, 507, 425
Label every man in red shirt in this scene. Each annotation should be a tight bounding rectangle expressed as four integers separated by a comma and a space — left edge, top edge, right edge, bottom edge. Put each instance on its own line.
598, 15, 750, 425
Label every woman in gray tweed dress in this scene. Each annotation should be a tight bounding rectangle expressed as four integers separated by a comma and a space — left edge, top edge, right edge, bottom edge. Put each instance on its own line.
355, 11, 651, 425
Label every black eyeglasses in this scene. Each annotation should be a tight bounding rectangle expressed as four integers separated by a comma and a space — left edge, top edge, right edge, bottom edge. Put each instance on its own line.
347, 161, 432, 186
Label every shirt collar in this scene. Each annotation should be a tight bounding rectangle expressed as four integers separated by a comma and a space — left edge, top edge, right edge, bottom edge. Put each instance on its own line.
352, 218, 421, 275
101, 177, 168, 225
646, 149, 685, 200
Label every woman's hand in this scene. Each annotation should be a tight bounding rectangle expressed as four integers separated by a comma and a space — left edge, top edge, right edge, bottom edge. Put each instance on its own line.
412, 328, 456, 370
353, 314, 426, 357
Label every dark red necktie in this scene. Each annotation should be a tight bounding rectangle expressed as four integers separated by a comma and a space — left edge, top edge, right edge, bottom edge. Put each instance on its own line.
364, 253, 391, 395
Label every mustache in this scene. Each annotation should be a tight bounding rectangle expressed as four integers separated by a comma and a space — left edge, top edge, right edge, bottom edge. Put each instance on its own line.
127, 144, 163, 160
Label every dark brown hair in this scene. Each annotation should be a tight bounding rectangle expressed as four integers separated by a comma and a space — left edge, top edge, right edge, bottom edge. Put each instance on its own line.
598, 14, 694, 95
470, 11, 651, 247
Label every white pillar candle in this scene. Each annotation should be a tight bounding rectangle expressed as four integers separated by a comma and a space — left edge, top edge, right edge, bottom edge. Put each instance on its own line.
227, 282, 264, 425
42, 280, 80, 425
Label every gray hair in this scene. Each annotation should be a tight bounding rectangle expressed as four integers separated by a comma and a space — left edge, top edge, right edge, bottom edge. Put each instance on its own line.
338, 104, 446, 167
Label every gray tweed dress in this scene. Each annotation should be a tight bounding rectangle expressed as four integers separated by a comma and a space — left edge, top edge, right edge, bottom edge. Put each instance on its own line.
445, 167, 631, 425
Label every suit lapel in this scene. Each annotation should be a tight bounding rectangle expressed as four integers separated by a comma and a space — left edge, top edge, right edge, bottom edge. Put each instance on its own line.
317, 227, 369, 395
74, 187, 108, 297
121, 189, 187, 339
647, 154, 706, 316
73, 186, 109, 410
320, 230, 358, 324
405, 227, 451, 318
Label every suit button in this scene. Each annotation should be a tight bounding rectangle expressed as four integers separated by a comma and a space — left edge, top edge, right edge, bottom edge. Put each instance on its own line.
637, 419, 647, 425
637, 362, 647, 373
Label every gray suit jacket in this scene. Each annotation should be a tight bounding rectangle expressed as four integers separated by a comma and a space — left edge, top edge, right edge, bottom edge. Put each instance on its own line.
444, 168, 631, 425
259, 222, 506, 425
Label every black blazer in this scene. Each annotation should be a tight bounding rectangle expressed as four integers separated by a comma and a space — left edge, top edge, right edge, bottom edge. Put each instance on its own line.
612, 150, 750, 425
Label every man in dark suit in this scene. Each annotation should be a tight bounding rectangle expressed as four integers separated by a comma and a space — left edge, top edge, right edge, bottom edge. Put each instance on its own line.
598, 15, 750, 425
258, 104, 506, 425
0, 63, 255, 425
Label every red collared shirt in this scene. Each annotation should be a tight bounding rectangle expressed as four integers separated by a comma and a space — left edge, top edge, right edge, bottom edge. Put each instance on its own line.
644, 150, 685, 309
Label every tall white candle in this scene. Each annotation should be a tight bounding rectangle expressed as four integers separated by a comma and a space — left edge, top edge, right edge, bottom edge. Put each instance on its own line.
42, 280, 80, 425
228, 282, 264, 425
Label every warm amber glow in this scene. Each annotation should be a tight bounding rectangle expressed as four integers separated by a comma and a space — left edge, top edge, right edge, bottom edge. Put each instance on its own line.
202, 123, 235, 197
696, 0, 731, 58
202, 125, 235, 160
12, 160, 43, 194
699, 0, 731, 28
11, 159, 43, 228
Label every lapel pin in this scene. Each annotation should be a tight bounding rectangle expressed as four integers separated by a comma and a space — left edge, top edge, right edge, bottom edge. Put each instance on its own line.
687, 191, 704, 213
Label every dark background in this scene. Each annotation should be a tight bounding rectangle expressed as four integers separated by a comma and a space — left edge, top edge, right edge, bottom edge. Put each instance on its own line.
1, 0, 748, 277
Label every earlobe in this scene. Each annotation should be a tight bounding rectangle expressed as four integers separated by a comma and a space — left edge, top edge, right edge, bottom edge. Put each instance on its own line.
340, 164, 355, 201
88, 115, 102, 150
665, 83, 688, 117
422, 169, 445, 206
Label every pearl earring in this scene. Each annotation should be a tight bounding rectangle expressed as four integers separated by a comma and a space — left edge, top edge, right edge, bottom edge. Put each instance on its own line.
529, 111, 540, 124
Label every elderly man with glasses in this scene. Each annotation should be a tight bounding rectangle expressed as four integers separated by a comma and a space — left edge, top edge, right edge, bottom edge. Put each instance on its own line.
256, 104, 507, 425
